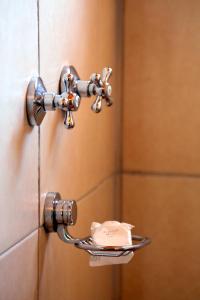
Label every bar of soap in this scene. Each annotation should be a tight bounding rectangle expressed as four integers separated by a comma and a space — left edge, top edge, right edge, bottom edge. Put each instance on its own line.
91, 221, 134, 246
90, 252, 134, 267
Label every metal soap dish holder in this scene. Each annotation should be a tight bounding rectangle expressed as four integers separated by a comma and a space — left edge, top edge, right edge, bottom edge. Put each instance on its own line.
44, 192, 151, 257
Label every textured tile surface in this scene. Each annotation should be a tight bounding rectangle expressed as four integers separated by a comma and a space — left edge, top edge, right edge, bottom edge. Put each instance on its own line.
39, 0, 122, 223
0, 0, 38, 253
122, 174, 200, 300
39, 176, 118, 300
123, 0, 200, 173
0, 231, 38, 300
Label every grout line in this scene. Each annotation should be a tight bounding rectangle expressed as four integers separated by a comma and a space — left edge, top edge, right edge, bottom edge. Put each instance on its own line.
37, 0, 40, 76
37, 1, 40, 300
37, 172, 120, 229
0, 228, 38, 257
119, 2, 125, 300
0, 173, 121, 254
37, 130, 40, 300
123, 170, 200, 179
119, 0, 125, 176
76, 171, 120, 203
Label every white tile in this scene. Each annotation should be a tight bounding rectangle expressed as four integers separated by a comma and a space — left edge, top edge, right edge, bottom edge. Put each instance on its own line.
0, 0, 38, 252
0, 230, 38, 300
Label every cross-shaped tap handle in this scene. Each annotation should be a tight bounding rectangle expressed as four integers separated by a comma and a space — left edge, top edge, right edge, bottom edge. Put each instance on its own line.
26, 65, 113, 129
90, 67, 112, 113
60, 73, 80, 129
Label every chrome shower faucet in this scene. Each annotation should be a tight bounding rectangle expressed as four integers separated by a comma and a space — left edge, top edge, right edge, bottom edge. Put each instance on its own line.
26, 66, 113, 129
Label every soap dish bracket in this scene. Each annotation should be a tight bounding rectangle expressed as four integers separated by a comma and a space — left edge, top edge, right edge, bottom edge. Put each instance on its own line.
44, 192, 77, 232
44, 192, 151, 257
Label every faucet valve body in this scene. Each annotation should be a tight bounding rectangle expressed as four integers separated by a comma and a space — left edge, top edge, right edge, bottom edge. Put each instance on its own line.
26, 65, 113, 129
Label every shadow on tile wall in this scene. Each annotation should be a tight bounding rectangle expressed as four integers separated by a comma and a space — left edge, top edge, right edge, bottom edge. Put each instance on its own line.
0, 1, 122, 300
122, 1, 200, 299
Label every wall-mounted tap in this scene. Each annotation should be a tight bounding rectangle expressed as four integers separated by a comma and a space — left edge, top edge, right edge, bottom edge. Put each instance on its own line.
26, 66, 113, 129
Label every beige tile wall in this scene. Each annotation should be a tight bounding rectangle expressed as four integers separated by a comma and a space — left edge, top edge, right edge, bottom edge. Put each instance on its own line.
38, 1, 122, 299
0, 231, 38, 300
0, 1, 122, 300
123, 0, 200, 174
122, 1, 200, 299
122, 175, 200, 300
39, 0, 122, 224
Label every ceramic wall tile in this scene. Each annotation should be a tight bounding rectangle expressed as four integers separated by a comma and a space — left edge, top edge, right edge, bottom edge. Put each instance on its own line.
0, 0, 38, 253
0, 230, 38, 300
39, 176, 119, 300
122, 174, 200, 300
39, 0, 122, 223
0, 1, 121, 299
123, 0, 200, 173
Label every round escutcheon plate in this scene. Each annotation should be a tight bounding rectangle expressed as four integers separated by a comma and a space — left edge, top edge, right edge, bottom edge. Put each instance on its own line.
44, 192, 61, 232
26, 77, 47, 126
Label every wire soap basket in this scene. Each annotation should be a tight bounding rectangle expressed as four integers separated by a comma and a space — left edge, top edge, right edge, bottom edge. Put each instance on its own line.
44, 192, 151, 257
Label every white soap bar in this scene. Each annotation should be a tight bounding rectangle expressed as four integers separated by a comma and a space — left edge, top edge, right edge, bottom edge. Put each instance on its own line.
90, 252, 134, 267
91, 221, 134, 247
